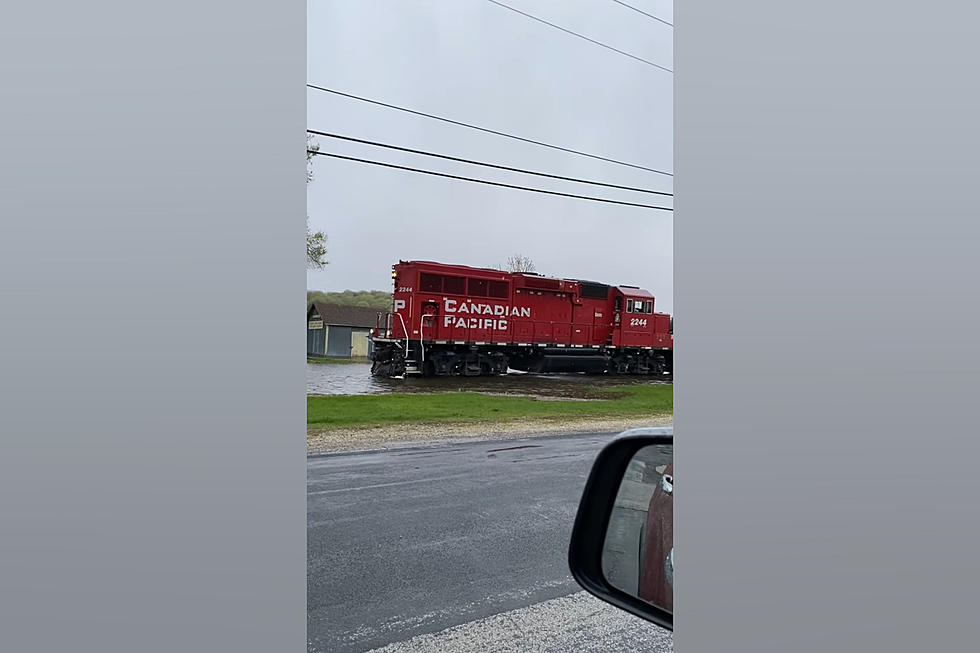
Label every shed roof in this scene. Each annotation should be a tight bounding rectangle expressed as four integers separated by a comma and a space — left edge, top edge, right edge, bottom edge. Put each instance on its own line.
308, 302, 381, 328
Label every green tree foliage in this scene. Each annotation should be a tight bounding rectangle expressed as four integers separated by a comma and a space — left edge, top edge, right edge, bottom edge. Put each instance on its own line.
307, 290, 392, 312
307, 135, 328, 269
307, 217, 327, 270
306, 133, 318, 183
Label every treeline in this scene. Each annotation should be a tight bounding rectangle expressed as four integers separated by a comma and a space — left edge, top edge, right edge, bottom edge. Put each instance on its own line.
307, 290, 391, 311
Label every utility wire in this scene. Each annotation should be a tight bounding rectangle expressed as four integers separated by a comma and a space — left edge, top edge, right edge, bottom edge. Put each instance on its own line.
609, 0, 673, 27
307, 129, 672, 197
307, 84, 673, 178
309, 150, 673, 211
486, 0, 672, 73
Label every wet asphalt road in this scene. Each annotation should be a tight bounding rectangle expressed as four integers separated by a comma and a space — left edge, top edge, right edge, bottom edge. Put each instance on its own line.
307, 432, 672, 653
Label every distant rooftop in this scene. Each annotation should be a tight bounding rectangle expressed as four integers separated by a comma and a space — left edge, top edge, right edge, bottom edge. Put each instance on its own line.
307, 302, 382, 328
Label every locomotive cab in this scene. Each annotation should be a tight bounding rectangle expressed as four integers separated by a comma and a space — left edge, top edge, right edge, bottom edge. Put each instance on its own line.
611, 287, 655, 347
605, 286, 672, 375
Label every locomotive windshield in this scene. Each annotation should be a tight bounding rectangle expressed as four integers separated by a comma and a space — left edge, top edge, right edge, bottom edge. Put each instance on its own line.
624, 298, 654, 313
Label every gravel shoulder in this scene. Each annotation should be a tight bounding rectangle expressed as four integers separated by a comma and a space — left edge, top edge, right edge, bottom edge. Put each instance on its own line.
363, 591, 672, 653
307, 413, 673, 455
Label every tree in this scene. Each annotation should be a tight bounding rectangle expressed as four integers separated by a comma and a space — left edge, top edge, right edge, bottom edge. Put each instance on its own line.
505, 254, 536, 273
307, 134, 328, 269
307, 217, 327, 270
307, 290, 392, 311
306, 133, 318, 183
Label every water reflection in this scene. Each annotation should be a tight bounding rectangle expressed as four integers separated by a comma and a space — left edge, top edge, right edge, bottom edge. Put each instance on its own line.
307, 363, 671, 397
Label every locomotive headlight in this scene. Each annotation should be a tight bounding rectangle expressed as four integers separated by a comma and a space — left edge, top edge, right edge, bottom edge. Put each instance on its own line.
391, 269, 397, 279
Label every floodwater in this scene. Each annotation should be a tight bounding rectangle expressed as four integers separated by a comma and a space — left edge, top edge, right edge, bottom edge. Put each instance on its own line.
307, 362, 671, 397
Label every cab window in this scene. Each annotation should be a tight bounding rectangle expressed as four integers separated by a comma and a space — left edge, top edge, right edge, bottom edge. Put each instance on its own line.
626, 299, 634, 313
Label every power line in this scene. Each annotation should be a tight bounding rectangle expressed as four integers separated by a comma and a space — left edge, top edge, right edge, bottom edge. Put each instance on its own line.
306, 84, 673, 178
309, 150, 673, 211
609, 0, 673, 27
485, 0, 672, 73
307, 129, 673, 197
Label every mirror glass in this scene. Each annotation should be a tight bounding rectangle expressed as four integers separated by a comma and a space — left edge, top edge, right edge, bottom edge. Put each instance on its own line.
601, 443, 673, 613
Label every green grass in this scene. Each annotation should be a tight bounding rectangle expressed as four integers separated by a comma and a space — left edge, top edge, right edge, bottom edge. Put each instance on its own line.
307, 356, 370, 365
307, 384, 672, 429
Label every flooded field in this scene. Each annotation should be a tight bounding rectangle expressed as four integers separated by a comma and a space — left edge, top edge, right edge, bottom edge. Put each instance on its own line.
307, 362, 671, 398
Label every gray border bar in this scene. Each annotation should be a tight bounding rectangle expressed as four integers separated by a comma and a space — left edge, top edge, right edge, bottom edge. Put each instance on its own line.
1, 2, 306, 651
677, 2, 980, 650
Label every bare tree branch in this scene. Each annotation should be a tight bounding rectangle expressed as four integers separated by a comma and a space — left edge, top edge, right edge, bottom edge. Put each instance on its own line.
505, 254, 536, 273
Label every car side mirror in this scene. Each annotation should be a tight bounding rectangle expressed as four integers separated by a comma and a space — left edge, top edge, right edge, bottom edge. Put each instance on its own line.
568, 428, 674, 631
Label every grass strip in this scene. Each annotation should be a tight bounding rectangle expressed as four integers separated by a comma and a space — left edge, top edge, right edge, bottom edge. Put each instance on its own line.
307, 384, 672, 429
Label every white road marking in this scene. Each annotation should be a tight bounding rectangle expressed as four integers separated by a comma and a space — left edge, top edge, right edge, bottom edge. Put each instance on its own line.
363, 591, 672, 653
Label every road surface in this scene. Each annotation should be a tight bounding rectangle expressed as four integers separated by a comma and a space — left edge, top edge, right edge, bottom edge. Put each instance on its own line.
308, 431, 672, 652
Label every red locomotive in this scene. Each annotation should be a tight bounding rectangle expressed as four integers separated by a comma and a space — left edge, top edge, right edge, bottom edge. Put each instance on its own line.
370, 260, 673, 377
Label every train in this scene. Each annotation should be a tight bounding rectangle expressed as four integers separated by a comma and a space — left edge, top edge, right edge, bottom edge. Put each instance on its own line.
369, 260, 673, 378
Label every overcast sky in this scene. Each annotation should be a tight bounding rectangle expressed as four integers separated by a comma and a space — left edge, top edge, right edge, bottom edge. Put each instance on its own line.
307, 0, 673, 313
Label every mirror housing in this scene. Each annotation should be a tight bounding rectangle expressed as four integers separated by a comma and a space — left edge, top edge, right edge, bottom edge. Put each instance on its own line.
567, 427, 674, 631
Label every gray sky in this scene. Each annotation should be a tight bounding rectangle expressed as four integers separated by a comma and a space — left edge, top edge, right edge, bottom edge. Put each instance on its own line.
307, 0, 673, 313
